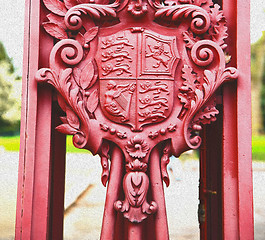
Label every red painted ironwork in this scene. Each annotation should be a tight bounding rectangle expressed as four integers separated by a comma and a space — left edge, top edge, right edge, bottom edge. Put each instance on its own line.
15, 0, 253, 239
222, 0, 254, 239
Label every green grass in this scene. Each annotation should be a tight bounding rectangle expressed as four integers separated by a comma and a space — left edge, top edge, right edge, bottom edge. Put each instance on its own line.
0, 135, 20, 151
0, 135, 264, 160
0, 135, 88, 153
66, 136, 88, 153
252, 135, 265, 161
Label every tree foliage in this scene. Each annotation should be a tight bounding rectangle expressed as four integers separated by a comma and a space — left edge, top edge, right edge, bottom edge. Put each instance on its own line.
251, 32, 265, 134
261, 49, 265, 133
0, 42, 14, 73
0, 42, 21, 135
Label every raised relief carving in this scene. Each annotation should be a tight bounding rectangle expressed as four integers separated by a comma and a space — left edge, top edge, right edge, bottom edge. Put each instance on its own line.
99, 141, 110, 187
36, 0, 238, 235
145, 40, 171, 69
97, 29, 177, 131
161, 141, 171, 187
104, 80, 136, 122
152, 0, 211, 35
125, 135, 149, 159
145, 41, 171, 69
101, 35, 134, 76
142, 32, 179, 75
148, 123, 177, 139
138, 81, 169, 123
114, 159, 157, 223
128, 0, 148, 18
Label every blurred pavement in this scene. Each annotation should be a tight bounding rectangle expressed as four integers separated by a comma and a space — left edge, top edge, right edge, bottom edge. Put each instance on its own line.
0, 151, 264, 239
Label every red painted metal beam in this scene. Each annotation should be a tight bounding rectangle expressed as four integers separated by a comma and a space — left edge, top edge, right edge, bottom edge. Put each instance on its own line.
222, 0, 254, 239
149, 147, 169, 240
15, 0, 45, 238
100, 146, 124, 240
15, 0, 65, 239
49, 103, 66, 240
235, 0, 254, 238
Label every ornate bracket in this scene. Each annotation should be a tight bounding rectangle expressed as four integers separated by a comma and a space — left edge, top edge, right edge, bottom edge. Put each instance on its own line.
36, 0, 238, 233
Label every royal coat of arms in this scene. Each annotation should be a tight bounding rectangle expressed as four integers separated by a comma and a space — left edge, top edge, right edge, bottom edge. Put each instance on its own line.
97, 29, 179, 130
35, 0, 238, 238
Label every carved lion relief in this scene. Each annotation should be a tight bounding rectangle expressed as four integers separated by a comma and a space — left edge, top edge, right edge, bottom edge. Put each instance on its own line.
36, 0, 238, 229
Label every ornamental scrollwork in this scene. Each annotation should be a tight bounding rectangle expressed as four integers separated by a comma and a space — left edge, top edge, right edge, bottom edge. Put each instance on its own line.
36, 0, 238, 230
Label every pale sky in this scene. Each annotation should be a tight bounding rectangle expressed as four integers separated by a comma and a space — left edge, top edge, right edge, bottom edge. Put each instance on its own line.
0, 0, 264, 76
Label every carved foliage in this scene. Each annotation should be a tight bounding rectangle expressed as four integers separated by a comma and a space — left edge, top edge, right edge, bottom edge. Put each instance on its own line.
148, 124, 177, 139
100, 123, 127, 139
42, 0, 118, 40
35, 39, 99, 148
178, 59, 238, 148
166, 1, 239, 148
114, 136, 158, 223
182, 4, 228, 50
153, 0, 211, 35
64, 1, 119, 30
43, 0, 68, 16
209, 4, 228, 49
178, 0, 213, 9
114, 159, 157, 223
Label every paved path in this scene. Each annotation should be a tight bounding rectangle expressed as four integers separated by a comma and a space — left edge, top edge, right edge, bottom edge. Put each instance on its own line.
0, 151, 264, 239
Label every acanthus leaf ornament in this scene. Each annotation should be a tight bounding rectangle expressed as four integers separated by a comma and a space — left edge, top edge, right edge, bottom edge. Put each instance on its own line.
114, 159, 158, 223
43, 22, 68, 40
64, 0, 96, 10
86, 89, 99, 113
83, 26, 99, 46
64, 0, 120, 30
209, 4, 228, 49
43, 0, 68, 16
36, 0, 239, 233
153, 1, 211, 35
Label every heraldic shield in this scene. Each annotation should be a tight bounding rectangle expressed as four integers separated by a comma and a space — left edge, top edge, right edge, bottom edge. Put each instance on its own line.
96, 29, 179, 130
35, 0, 239, 239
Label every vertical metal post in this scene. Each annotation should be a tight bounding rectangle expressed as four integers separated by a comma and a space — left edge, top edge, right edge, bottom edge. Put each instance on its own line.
15, 0, 67, 239
222, 0, 254, 239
